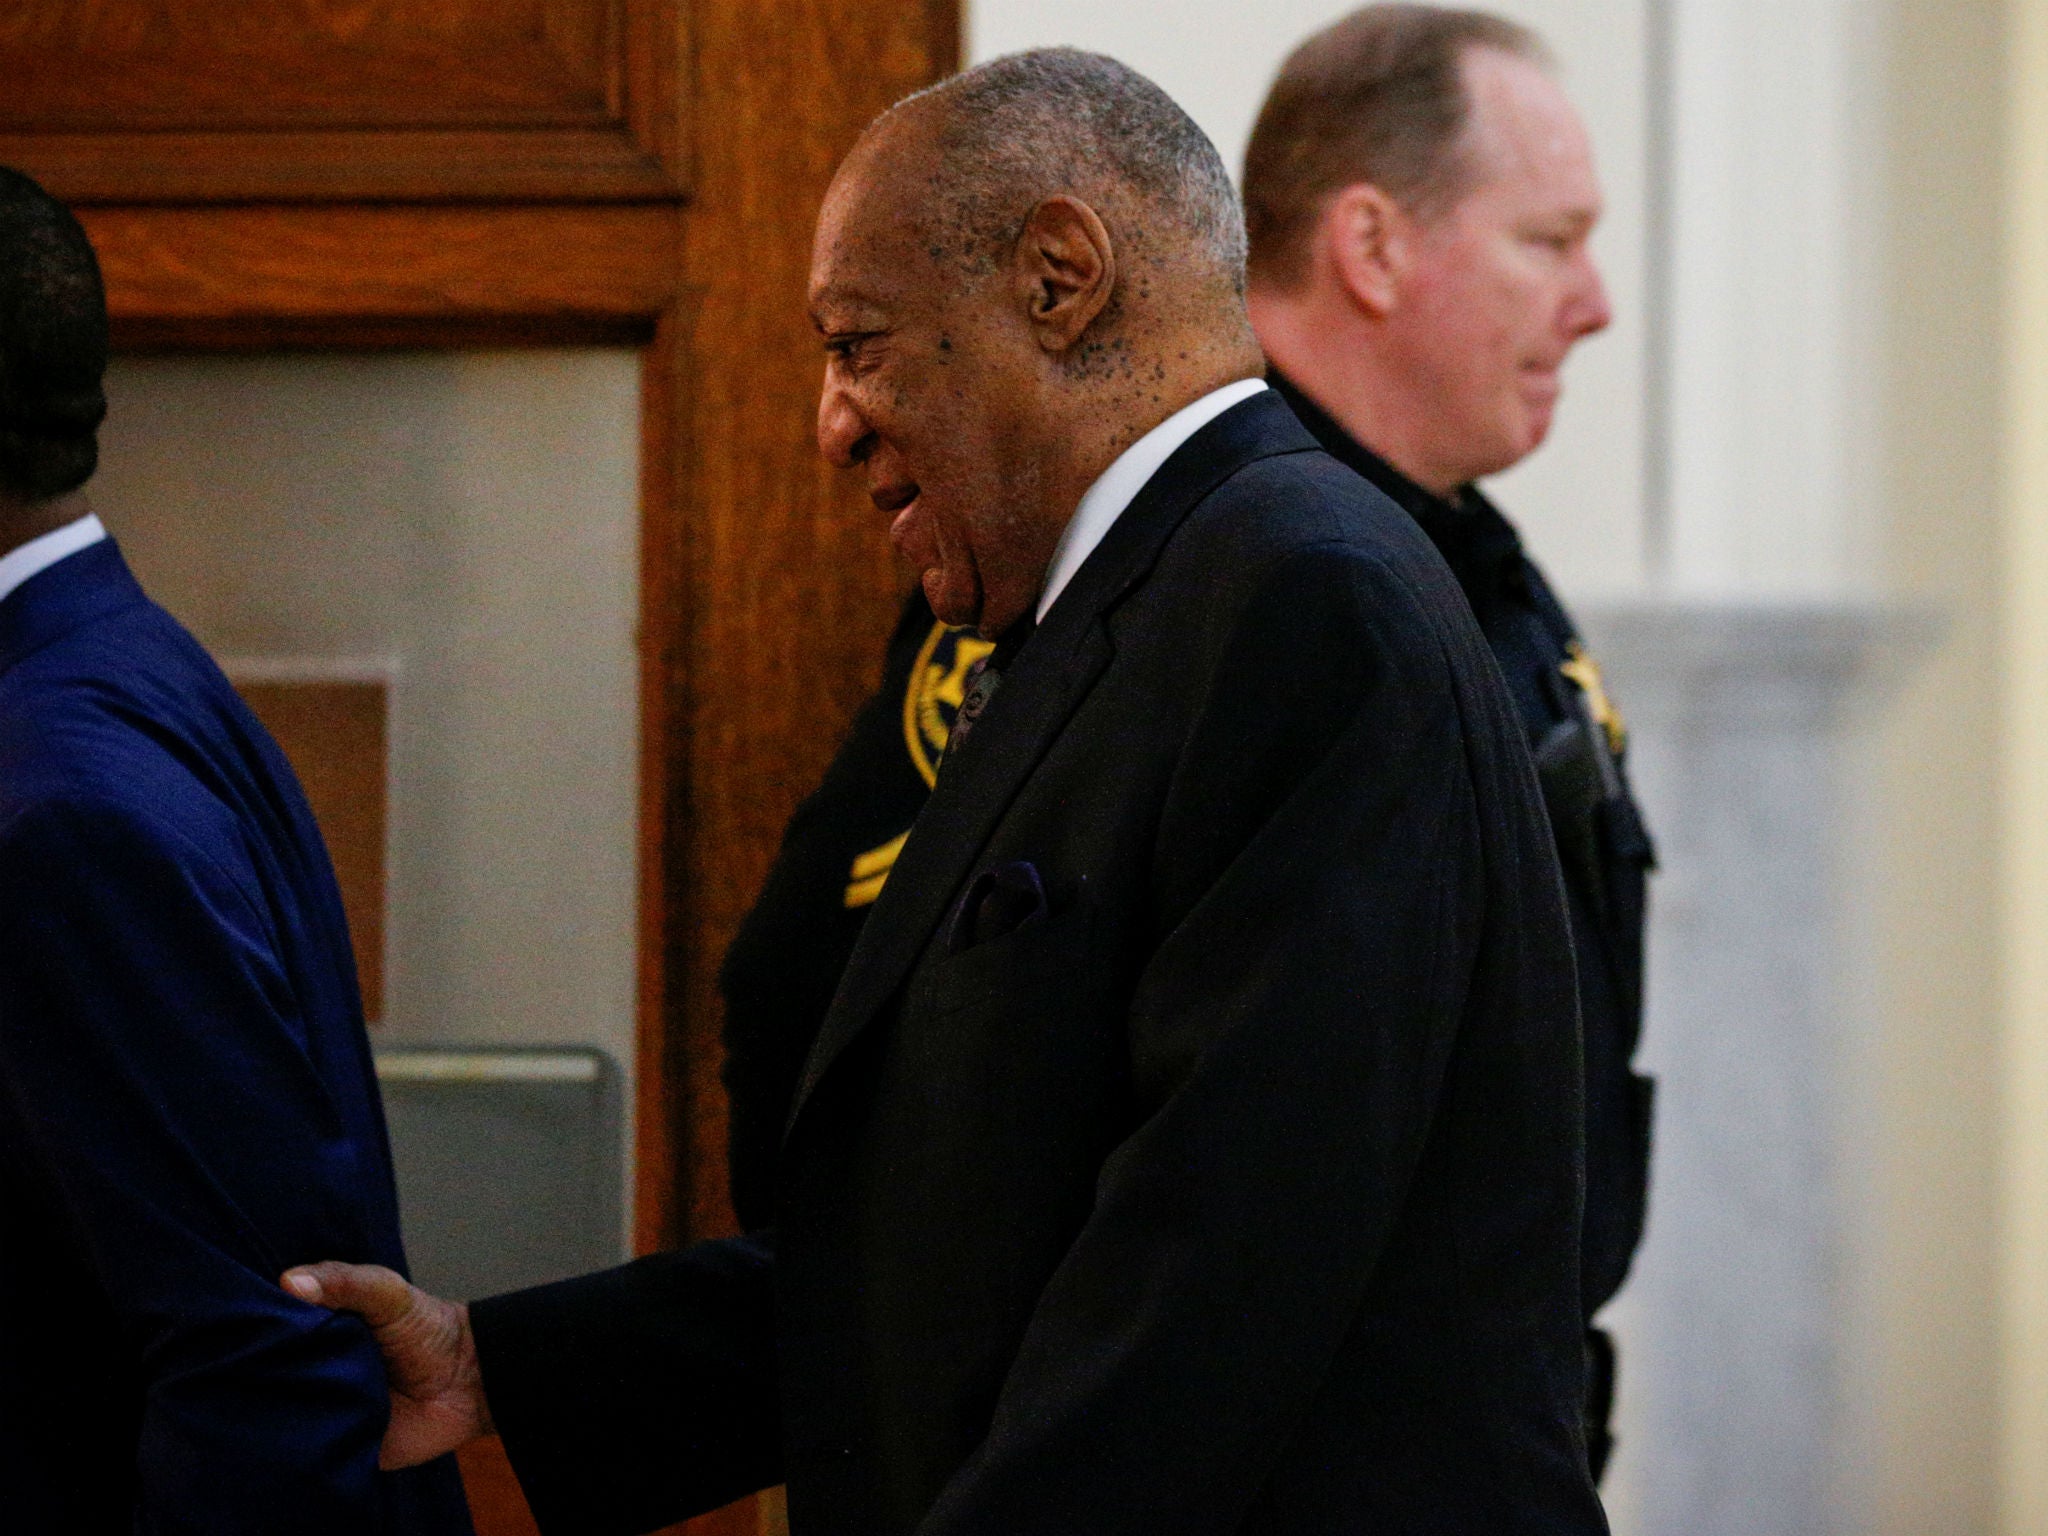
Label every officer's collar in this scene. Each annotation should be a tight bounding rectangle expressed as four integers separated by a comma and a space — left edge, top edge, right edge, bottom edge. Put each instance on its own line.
1267, 368, 1528, 609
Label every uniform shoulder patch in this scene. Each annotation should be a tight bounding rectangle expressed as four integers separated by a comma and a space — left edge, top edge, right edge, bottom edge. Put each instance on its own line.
902, 620, 996, 789
844, 830, 908, 909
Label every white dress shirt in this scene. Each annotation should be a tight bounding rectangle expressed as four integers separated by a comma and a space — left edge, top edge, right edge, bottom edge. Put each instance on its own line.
0, 511, 106, 606
1036, 378, 1269, 623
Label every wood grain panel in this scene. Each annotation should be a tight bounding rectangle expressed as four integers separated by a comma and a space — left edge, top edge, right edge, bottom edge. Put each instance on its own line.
17, 131, 678, 207
2, 29, 607, 128
81, 205, 682, 348
0, 0, 684, 202
230, 676, 389, 1023
670, 0, 960, 1254
60, 0, 955, 1266
633, 306, 688, 1259
456, 1440, 542, 1536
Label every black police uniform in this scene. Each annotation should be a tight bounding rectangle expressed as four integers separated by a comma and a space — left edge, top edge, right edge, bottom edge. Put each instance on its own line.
1271, 369, 1656, 1478
718, 378, 1655, 1479
720, 592, 986, 1231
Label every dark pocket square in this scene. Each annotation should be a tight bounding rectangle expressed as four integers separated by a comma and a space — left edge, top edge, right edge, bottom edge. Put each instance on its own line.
947, 860, 1049, 954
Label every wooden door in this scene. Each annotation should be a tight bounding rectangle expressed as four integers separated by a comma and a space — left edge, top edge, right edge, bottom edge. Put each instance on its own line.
2, 1, 957, 1530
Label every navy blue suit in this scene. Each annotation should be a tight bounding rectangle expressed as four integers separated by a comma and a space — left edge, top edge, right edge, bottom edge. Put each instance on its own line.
0, 538, 472, 1534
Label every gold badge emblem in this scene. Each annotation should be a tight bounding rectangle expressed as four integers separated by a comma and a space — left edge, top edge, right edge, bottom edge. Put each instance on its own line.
902, 620, 996, 789
841, 622, 997, 910
1560, 640, 1627, 757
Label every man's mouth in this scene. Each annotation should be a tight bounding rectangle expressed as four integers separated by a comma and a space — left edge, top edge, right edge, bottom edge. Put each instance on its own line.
874, 482, 929, 563
871, 483, 919, 515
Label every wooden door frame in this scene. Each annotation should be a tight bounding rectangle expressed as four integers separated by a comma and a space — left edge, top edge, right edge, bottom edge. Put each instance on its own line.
60, 0, 959, 1259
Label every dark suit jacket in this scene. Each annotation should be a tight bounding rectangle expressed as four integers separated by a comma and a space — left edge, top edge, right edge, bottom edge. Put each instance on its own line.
1270, 373, 1655, 1327
0, 539, 472, 1535
472, 394, 1609, 1536
1270, 373, 1656, 1478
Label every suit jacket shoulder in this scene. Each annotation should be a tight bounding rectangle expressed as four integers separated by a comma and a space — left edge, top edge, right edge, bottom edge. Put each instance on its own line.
0, 541, 473, 1536
1138, 440, 1491, 671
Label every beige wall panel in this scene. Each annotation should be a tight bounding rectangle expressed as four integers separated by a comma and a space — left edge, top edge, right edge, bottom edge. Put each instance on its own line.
1860, 2, 2005, 1531
86, 351, 642, 1229
2003, 0, 2048, 1529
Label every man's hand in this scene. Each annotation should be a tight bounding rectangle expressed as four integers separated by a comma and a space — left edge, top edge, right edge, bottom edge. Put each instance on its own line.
282, 1262, 493, 1468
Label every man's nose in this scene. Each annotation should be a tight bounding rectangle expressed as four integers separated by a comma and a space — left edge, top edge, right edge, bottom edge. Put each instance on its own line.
1566, 252, 1613, 342
817, 379, 872, 468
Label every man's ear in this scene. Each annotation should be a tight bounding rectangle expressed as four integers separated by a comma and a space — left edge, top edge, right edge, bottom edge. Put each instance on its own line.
1325, 183, 1410, 320
1013, 196, 1116, 355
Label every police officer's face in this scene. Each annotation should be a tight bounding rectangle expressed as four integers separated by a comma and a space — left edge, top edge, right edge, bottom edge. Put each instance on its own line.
809, 121, 1063, 638
1393, 50, 1611, 484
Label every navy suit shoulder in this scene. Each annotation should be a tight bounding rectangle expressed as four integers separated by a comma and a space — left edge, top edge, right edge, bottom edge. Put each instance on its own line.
0, 540, 471, 1535
4, 564, 319, 869
1117, 431, 1545, 860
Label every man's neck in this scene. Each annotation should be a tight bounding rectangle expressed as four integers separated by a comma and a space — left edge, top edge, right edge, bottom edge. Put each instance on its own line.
0, 491, 91, 562
983, 339, 1264, 636
1055, 355, 1267, 522
1248, 288, 1464, 500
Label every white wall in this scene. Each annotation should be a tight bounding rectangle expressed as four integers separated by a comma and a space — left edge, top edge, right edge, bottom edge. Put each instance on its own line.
90, 352, 644, 1224
1663, 0, 1885, 597
969, 0, 1652, 594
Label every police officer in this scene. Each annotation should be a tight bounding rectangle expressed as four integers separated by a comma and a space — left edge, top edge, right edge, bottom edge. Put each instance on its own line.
719, 590, 985, 1230
1242, 5, 1655, 1478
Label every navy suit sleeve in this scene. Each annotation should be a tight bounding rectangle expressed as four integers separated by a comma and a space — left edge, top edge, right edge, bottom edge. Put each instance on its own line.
0, 795, 404, 1535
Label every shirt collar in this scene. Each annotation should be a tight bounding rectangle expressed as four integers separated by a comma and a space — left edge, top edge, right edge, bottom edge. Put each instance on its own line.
1036, 377, 1270, 623
0, 511, 107, 608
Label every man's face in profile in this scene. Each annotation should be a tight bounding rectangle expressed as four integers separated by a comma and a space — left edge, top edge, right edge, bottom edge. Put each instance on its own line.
1393, 47, 1611, 483
808, 126, 1050, 635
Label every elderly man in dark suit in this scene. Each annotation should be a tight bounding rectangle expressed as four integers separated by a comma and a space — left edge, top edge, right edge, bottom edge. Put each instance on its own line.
0, 166, 473, 1534
289, 50, 1607, 1536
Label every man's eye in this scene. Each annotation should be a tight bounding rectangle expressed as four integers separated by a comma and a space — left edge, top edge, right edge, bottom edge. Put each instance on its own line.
827, 334, 876, 362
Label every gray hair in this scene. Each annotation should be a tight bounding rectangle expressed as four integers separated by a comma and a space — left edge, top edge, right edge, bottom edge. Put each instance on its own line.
894, 48, 1248, 298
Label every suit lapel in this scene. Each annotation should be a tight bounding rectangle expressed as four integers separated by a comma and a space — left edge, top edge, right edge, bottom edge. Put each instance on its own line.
785, 391, 1321, 1132
785, 616, 1110, 1129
